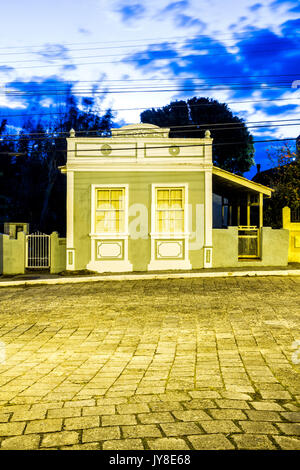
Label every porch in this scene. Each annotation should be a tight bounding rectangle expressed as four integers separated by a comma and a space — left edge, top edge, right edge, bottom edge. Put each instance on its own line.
212, 167, 289, 266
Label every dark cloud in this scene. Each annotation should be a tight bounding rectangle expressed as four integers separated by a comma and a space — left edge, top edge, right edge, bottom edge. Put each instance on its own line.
289, 5, 300, 13
270, 0, 299, 9
160, 1, 189, 14
61, 64, 77, 71
249, 3, 262, 12
281, 17, 300, 35
37, 44, 70, 62
117, 3, 146, 23
122, 23, 300, 118
253, 103, 298, 115
174, 14, 206, 30
0, 66, 14, 73
78, 27, 91, 35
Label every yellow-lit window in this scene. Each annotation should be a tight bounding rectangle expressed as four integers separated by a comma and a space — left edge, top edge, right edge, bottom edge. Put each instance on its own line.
156, 187, 185, 233
95, 188, 125, 233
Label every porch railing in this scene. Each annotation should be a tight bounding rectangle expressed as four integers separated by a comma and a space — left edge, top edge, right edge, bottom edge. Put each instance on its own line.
238, 226, 260, 259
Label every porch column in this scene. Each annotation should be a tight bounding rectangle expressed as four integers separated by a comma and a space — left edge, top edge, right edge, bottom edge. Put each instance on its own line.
247, 193, 251, 226
259, 193, 263, 228
66, 170, 75, 270
204, 170, 213, 268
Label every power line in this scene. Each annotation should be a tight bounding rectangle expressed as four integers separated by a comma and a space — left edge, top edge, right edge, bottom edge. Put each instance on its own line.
2, 74, 299, 85
1, 122, 299, 141
1, 43, 298, 65
0, 36, 297, 57
2, 86, 296, 97
0, 31, 294, 51
0, 97, 299, 119
0, 137, 297, 154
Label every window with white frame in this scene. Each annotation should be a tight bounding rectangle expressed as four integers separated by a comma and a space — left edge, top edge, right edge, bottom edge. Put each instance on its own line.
95, 187, 125, 233
155, 187, 185, 234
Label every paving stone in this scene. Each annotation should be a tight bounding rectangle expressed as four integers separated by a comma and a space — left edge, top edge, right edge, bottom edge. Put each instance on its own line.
1, 434, 40, 450
273, 436, 300, 450
138, 412, 174, 424
188, 391, 221, 399
116, 404, 149, 414
260, 391, 292, 400
209, 409, 247, 420
238, 421, 279, 434
41, 431, 79, 448
48, 407, 81, 419
276, 423, 300, 436
122, 424, 162, 438
25, 418, 63, 434
65, 399, 95, 408
215, 399, 250, 409
82, 405, 115, 416
102, 414, 137, 426
160, 422, 202, 436
188, 434, 234, 450
280, 412, 300, 422
232, 434, 276, 450
11, 409, 46, 421
251, 401, 285, 412
0, 421, 26, 436
199, 420, 240, 434
173, 410, 211, 421
184, 399, 216, 409
63, 416, 99, 430
245, 410, 282, 422
61, 442, 100, 450
149, 402, 184, 412
147, 437, 190, 450
82, 426, 120, 442
103, 439, 144, 450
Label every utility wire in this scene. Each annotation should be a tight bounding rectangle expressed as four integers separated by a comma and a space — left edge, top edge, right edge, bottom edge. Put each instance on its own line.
0, 31, 295, 51
1, 118, 300, 138
0, 97, 299, 119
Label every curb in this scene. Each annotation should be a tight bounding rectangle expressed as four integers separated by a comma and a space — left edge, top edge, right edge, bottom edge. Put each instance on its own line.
1, 269, 300, 287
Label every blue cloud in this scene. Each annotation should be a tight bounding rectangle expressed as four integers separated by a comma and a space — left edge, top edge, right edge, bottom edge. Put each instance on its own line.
117, 3, 146, 23
289, 5, 300, 13
174, 14, 206, 30
78, 27, 91, 35
249, 3, 262, 12
0, 66, 14, 73
270, 0, 300, 10
160, 1, 189, 14
37, 44, 70, 62
62, 64, 77, 71
253, 103, 298, 115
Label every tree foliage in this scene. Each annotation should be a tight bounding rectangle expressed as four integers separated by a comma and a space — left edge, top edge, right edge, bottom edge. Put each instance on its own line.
141, 97, 254, 175
0, 95, 113, 235
254, 141, 300, 228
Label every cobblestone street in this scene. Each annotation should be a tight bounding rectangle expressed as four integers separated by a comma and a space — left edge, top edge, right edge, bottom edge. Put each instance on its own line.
0, 276, 299, 450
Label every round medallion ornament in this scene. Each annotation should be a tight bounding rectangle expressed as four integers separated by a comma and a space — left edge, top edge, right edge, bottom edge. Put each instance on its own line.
169, 145, 180, 156
101, 144, 112, 156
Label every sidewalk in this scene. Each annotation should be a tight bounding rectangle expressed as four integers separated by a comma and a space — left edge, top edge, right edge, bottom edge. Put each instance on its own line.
0, 264, 300, 287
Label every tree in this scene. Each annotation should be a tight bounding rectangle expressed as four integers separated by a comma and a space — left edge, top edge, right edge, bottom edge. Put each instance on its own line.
141, 97, 254, 175
0, 95, 114, 235
254, 142, 300, 228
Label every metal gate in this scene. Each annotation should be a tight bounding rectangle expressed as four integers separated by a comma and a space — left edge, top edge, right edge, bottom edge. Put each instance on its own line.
26, 231, 50, 269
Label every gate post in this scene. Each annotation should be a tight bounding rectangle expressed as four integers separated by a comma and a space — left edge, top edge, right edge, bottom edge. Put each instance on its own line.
50, 232, 66, 273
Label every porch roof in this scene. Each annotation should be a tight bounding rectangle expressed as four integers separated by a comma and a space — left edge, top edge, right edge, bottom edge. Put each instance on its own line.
212, 166, 273, 197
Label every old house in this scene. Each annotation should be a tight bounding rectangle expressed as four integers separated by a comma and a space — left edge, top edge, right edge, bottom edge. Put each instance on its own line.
60, 123, 288, 273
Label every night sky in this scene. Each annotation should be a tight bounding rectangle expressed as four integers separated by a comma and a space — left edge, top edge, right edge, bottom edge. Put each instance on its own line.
0, 0, 299, 177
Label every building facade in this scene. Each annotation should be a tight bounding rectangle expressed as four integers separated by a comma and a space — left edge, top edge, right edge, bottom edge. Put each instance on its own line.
60, 123, 288, 273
